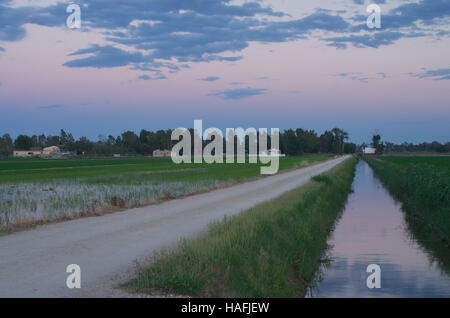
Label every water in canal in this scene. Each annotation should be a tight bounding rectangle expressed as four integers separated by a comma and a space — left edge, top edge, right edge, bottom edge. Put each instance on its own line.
312, 160, 450, 297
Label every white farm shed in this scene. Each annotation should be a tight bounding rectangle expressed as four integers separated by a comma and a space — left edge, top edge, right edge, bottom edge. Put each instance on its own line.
363, 147, 376, 155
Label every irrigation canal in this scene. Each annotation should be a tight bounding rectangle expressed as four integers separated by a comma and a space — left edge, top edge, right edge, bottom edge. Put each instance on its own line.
312, 160, 450, 297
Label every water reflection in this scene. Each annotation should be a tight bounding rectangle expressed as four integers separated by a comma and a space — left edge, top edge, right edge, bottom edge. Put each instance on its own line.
313, 160, 450, 298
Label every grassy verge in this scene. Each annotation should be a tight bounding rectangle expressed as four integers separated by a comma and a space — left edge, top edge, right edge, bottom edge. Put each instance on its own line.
365, 157, 450, 272
125, 157, 357, 297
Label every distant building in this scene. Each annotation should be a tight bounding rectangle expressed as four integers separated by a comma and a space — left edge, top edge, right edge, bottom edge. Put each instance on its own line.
41, 146, 61, 158
259, 149, 286, 157
43, 146, 61, 155
248, 148, 286, 158
153, 149, 172, 157
363, 147, 376, 155
13, 149, 42, 158
14, 146, 62, 158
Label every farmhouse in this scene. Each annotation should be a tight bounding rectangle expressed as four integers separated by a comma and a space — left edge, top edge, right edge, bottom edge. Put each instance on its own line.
153, 149, 172, 157
363, 147, 376, 156
42, 146, 61, 157
13, 148, 43, 158
13, 146, 62, 158
261, 148, 285, 157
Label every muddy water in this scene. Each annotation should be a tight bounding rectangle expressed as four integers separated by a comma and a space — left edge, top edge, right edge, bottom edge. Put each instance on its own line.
312, 160, 450, 298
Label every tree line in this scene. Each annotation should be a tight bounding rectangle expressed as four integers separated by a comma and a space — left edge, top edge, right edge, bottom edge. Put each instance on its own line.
0, 128, 355, 156
362, 134, 450, 154
0, 128, 448, 157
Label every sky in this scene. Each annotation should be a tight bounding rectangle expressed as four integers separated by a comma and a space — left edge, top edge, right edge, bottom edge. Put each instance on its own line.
0, 0, 449, 144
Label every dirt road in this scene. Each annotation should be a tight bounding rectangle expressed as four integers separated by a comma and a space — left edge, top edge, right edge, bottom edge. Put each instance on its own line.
0, 156, 349, 297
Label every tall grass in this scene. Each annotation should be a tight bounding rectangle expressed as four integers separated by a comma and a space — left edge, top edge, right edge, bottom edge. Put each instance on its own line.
365, 157, 450, 272
126, 157, 357, 297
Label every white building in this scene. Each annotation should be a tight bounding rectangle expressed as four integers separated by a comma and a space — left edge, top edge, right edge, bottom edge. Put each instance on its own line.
43, 146, 61, 156
13, 150, 42, 158
254, 149, 286, 157
363, 147, 376, 155
153, 149, 172, 157
14, 146, 62, 158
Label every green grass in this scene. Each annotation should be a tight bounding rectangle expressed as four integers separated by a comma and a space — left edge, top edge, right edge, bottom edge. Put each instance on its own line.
0, 156, 331, 231
125, 157, 357, 297
365, 156, 450, 272
0, 156, 330, 183
0, 157, 166, 171
379, 156, 450, 170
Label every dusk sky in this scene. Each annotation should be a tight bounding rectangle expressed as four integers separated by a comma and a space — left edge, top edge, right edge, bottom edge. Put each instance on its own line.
0, 0, 449, 144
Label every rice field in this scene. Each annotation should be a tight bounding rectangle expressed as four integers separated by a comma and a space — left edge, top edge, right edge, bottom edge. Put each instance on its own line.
365, 156, 450, 271
0, 171, 220, 226
0, 156, 331, 229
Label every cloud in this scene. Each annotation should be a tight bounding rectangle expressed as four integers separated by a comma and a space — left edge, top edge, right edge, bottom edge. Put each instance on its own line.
0, 47, 5, 52
336, 0, 450, 49
384, 0, 450, 28
0, 1, 68, 42
0, 81, 2, 87
208, 87, 267, 100
288, 90, 302, 94
325, 31, 426, 49
411, 68, 450, 80
0, 5, 28, 41
331, 71, 390, 83
331, 72, 369, 83
352, 0, 386, 4
99, 10, 349, 66
350, 0, 450, 31
57, 4, 350, 74
200, 76, 220, 82
138, 74, 151, 80
1, 0, 448, 77
37, 104, 64, 110
63, 45, 151, 69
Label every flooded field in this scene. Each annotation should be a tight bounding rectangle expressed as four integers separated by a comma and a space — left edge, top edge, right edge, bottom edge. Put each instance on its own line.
313, 160, 450, 298
0, 170, 219, 226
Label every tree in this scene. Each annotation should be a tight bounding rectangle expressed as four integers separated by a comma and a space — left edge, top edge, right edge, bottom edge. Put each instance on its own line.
38, 134, 47, 148
14, 135, 33, 150
281, 129, 298, 155
46, 135, 60, 146
371, 134, 385, 154
331, 128, 348, 154
74, 136, 94, 154
31, 135, 38, 148
0, 134, 13, 156
344, 142, 356, 154
121, 131, 140, 153
302, 130, 319, 153
319, 131, 333, 153
60, 129, 69, 145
